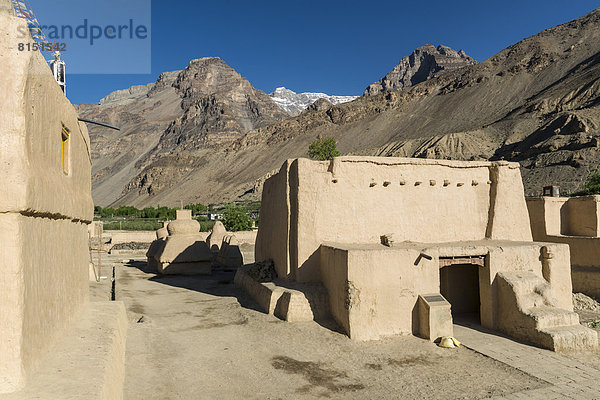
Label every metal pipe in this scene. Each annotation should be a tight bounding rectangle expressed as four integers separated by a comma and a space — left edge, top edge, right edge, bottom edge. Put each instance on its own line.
78, 118, 121, 131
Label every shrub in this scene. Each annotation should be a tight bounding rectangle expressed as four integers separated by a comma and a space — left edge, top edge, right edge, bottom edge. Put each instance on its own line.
155, 206, 177, 220
140, 207, 158, 219
184, 203, 206, 216
308, 137, 340, 161
103, 220, 161, 231
114, 206, 140, 217
198, 220, 216, 232
96, 207, 116, 218
572, 173, 600, 196
222, 204, 253, 231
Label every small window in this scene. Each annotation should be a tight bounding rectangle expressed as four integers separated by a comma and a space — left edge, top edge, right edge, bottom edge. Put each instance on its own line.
61, 124, 70, 175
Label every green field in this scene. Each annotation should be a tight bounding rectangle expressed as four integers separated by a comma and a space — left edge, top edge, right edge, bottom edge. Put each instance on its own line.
96, 202, 259, 231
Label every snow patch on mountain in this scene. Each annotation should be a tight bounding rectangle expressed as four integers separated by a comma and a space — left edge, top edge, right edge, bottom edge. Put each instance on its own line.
269, 87, 358, 116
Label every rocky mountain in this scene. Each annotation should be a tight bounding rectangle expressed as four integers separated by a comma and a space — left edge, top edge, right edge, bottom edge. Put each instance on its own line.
364, 44, 477, 96
82, 9, 600, 207
99, 83, 154, 106
269, 87, 358, 116
229, 10, 600, 198
76, 57, 289, 206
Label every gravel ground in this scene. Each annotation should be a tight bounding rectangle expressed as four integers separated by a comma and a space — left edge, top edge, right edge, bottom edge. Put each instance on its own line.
569, 293, 600, 370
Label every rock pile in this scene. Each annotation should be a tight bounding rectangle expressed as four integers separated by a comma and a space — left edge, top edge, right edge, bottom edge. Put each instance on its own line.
247, 259, 277, 282
573, 293, 600, 312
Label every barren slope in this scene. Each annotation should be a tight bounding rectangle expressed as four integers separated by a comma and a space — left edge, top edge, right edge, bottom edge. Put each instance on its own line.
87, 9, 600, 206
77, 58, 289, 206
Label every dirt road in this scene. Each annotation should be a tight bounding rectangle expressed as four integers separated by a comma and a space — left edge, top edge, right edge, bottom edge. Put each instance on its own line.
90, 255, 544, 400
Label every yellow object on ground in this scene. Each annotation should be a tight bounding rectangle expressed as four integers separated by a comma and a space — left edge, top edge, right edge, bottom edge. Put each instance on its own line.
438, 336, 461, 348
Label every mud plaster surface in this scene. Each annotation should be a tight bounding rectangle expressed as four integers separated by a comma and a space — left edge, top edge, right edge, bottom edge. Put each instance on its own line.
567, 301, 600, 370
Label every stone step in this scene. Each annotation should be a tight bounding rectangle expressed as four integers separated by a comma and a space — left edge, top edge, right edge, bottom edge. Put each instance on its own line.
540, 324, 599, 352
497, 270, 598, 351
505, 271, 548, 294
520, 292, 548, 309
528, 306, 581, 330
504, 271, 558, 309
274, 290, 314, 322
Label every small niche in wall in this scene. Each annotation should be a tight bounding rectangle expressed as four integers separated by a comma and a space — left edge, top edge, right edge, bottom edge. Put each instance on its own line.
61, 123, 70, 175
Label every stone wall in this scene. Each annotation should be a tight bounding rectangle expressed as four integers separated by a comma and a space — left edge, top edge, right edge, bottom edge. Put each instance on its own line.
255, 160, 293, 279
257, 157, 532, 282
0, 9, 93, 392
565, 196, 600, 236
320, 241, 572, 341
527, 196, 600, 297
527, 196, 600, 237
253, 157, 594, 349
110, 229, 254, 246
109, 230, 159, 245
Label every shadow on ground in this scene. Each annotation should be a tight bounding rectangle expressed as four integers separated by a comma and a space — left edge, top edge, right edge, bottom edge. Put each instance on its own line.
453, 315, 559, 351
124, 260, 263, 314
122, 259, 343, 333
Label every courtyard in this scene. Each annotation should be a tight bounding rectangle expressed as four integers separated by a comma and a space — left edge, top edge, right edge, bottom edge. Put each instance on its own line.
90, 252, 600, 399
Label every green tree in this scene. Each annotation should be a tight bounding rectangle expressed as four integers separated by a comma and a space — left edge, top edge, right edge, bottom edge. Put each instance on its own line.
141, 207, 158, 219
115, 206, 139, 217
222, 204, 252, 232
198, 220, 216, 232
308, 137, 340, 161
184, 203, 206, 216
101, 207, 116, 218
155, 206, 176, 220
573, 173, 600, 196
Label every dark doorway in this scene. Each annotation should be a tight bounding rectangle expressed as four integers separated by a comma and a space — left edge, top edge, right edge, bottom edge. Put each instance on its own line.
440, 263, 480, 323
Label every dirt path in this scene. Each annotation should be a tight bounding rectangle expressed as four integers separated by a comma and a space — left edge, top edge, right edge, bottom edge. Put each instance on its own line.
90, 254, 545, 400
567, 303, 600, 371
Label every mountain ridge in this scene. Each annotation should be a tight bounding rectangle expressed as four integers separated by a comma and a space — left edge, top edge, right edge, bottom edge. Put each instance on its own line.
80, 9, 600, 206
76, 57, 289, 206
364, 44, 477, 96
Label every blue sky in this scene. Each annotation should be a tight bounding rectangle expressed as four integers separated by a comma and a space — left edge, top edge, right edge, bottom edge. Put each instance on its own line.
28, 0, 600, 105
